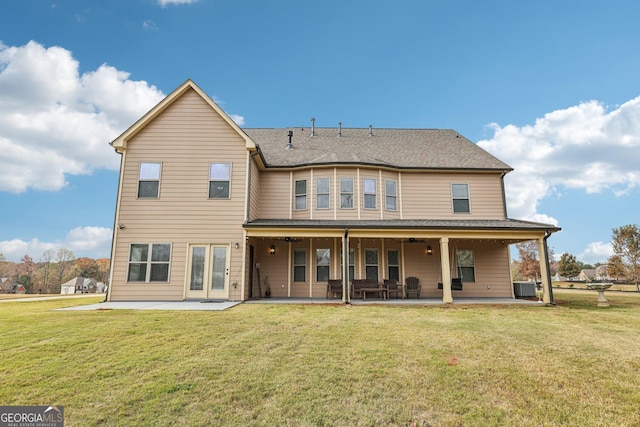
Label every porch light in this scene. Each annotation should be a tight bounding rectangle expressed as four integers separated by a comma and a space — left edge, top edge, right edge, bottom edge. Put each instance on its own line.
426, 245, 433, 256
269, 245, 276, 255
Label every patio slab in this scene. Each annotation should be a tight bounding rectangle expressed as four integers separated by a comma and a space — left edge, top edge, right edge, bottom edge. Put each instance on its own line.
56, 300, 242, 311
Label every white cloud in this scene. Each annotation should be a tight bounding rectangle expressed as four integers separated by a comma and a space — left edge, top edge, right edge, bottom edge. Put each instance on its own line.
157, 0, 199, 7
229, 114, 245, 126
0, 226, 112, 262
578, 241, 613, 265
478, 97, 640, 223
0, 41, 165, 193
143, 20, 158, 31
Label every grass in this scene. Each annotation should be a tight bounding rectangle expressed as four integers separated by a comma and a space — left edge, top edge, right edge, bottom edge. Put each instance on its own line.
1, 291, 640, 426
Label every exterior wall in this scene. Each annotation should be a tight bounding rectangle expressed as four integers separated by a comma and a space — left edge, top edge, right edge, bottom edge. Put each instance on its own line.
401, 172, 505, 220
255, 167, 505, 221
110, 88, 248, 301
248, 156, 260, 221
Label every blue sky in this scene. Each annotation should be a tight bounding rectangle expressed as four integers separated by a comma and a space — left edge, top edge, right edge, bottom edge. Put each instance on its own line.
1, 0, 639, 263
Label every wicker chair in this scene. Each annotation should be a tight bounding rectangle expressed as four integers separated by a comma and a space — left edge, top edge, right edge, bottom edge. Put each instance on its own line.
384, 279, 402, 299
405, 276, 421, 299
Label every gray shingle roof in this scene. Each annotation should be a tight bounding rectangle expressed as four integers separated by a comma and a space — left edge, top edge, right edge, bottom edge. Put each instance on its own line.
243, 127, 512, 171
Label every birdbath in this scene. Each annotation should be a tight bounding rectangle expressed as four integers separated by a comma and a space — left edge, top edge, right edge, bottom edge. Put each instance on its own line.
586, 283, 613, 307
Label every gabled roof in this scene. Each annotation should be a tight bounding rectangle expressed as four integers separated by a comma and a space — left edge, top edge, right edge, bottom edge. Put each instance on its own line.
244, 127, 512, 171
110, 79, 255, 152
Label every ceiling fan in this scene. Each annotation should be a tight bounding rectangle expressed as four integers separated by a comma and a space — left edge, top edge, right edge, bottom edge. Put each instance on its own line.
396, 238, 426, 243
274, 237, 303, 242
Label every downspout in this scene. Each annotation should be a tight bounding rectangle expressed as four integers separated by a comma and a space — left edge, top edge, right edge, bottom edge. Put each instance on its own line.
543, 230, 555, 305
104, 148, 124, 303
343, 228, 350, 304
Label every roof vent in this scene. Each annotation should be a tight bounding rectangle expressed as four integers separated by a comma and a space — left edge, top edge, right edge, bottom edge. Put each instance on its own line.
368, 125, 373, 137
310, 117, 316, 137
286, 130, 293, 149
338, 122, 342, 138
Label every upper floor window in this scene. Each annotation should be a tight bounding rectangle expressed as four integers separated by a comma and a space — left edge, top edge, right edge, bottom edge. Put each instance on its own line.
316, 248, 330, 282
385, 180, 397, 211
293, 248, 306, 281
294, 180, 307, 210
316, 178, 330, 209
363, 178, 376, 209
340, 178, 354, 209
209, 163, 231, 199
456, 249, 475, 282
138, 162, 161, 198
452, 183, 470, 213
128, 243, 171, 282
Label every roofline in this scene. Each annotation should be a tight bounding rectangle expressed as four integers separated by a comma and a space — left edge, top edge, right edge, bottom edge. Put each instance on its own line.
110, 79, 256, 152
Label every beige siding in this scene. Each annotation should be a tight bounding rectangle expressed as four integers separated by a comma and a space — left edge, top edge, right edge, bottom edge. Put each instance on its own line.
110, 88, 248, 301
401, 172, 505, 220
258, 171, 290, 218
248, 157, 260, 221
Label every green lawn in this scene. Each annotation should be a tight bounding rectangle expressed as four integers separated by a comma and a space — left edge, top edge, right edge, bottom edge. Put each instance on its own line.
1, 291, 640, 426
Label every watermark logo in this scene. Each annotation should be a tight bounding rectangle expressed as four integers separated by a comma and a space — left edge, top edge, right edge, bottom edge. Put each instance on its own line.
0, 406, 64, 427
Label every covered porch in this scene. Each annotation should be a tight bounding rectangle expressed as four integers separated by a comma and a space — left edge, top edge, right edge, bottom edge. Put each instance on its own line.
243, 219, 559, 304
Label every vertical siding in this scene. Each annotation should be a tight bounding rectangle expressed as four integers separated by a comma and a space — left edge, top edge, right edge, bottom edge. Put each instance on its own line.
110, 88, 248, 301
401, 172, 505, 220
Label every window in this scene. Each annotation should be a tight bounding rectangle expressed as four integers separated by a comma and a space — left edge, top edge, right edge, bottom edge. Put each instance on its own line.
293, 249, 306, 282
340, 178, 354, 209
295, 180, 307, 210
365, 249, 379, 281
456, 249, 475, 282
138, 162, 161, 198
316, 248, 330, 282
387, 249, 400, 281
209, 163, 231, 198
128, 243, 171, 282
363, 178, 376, 209
385, 180, 397, 211
316, 178, 330, 209
452, 183, 470, 213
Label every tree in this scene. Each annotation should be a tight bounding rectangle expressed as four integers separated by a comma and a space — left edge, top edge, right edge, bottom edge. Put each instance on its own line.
515, 240, 555, 282
40, 249, 56, 293
17, 255, 37, 293
74, 257, 100, 280
607, 254, 626, 281
55, 248, 75, 286
558, 252, 581, 279
0, 253, 6, 278
611, 224, 640, 291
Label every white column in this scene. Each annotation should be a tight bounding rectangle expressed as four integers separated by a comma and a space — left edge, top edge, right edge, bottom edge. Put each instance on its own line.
440, 237, 453, 303
537, 238, 551, 304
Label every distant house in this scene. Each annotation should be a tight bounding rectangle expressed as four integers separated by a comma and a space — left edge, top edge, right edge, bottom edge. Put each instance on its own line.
60, 277, 98, 294
0, 278, 25, 294
578, 269, 597, 282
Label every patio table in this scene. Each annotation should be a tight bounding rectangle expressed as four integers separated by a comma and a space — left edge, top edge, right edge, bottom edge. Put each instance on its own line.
361, 287, 388, 301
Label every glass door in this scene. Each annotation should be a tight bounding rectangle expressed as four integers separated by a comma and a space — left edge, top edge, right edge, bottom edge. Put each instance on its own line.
186, 244, 229, 299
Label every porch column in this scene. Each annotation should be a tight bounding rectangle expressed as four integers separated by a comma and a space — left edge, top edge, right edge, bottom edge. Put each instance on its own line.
537, 238, 551, 304
440, 237, 453, 304
343, 229, 350, 304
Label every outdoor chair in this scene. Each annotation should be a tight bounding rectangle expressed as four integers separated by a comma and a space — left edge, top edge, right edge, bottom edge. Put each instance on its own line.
405, 276, 421, 299
384, 279, 401, 299
326, 280, 343, 299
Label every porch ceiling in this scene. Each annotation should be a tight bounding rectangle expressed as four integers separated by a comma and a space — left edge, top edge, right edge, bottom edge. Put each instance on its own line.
244, 218, 560, 242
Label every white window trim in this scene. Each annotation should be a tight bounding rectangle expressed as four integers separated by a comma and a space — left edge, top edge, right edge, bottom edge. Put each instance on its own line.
137, 162, 162, 199
293, 248, 307, 282
316, 177, 331, 210
208, 162, 232, 199
127, 243, 172, 283
385, 179, 397, 211
363, 178, 377, 210
452, 183, 471, 214
340, 177, 354, 209
294, 179, 308, 211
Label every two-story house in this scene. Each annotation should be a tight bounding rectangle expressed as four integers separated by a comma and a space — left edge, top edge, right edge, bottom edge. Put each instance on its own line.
107, 80, 560, 304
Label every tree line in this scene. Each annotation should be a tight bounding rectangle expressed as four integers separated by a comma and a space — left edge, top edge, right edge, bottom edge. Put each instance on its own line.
0, 248, 110, 294
512, 224, 640, 292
